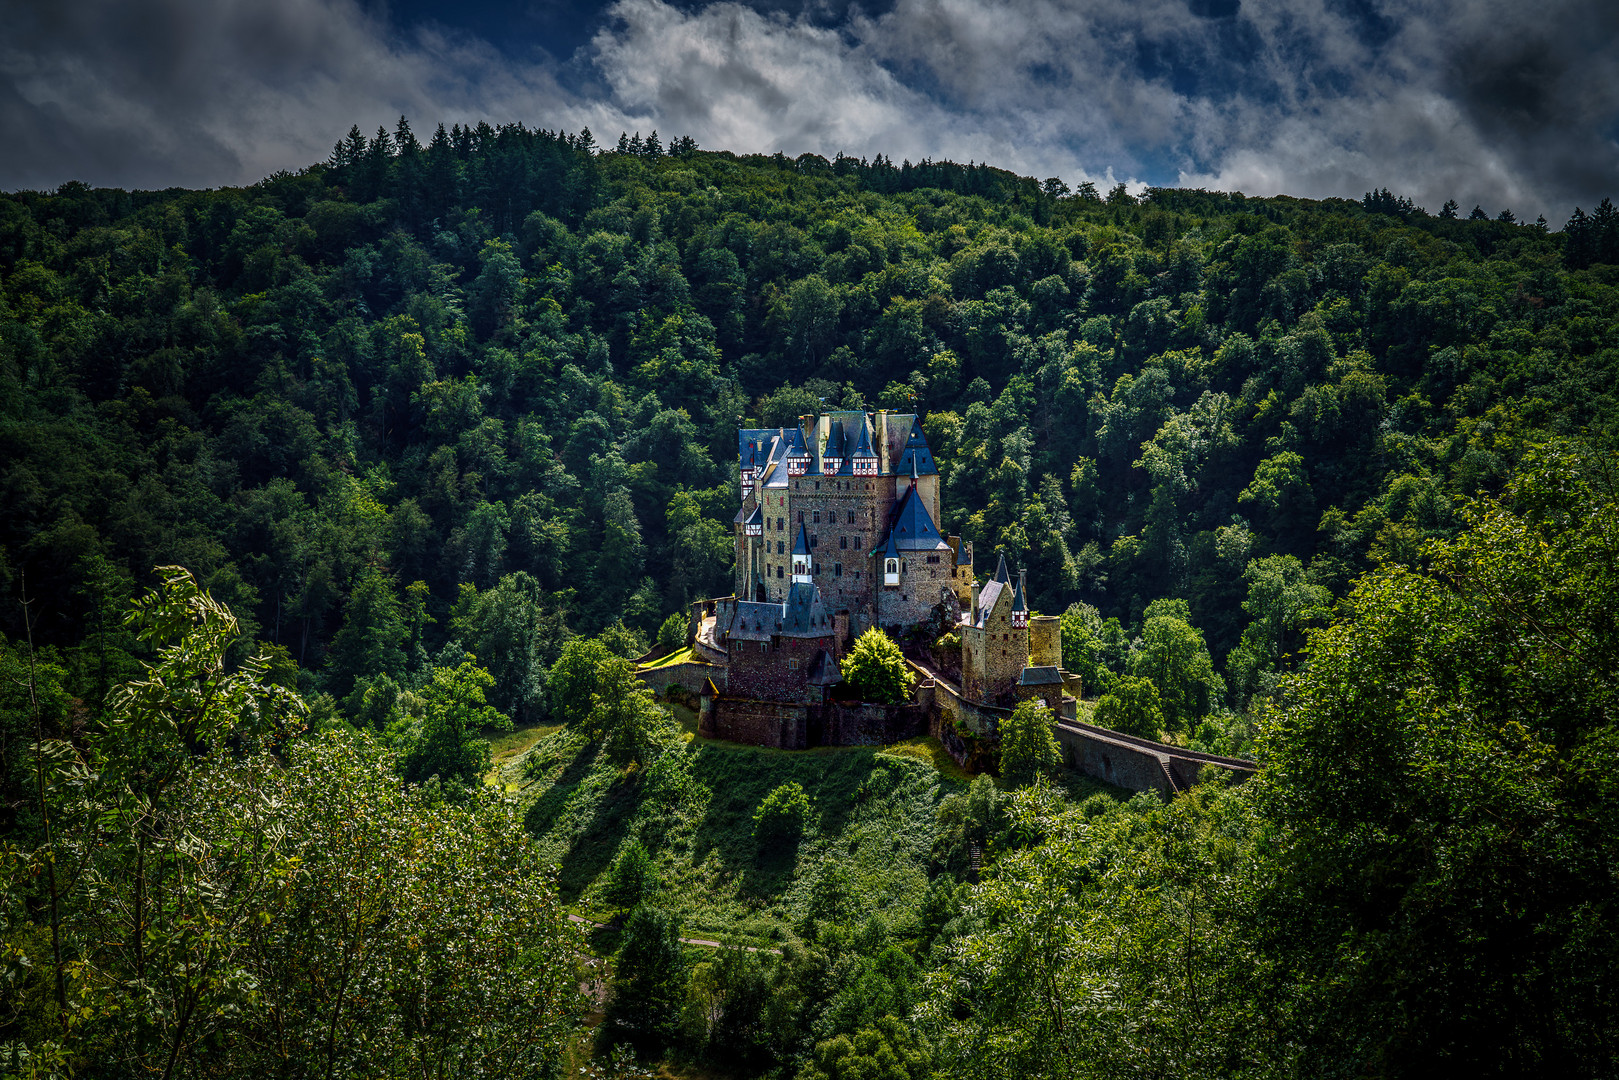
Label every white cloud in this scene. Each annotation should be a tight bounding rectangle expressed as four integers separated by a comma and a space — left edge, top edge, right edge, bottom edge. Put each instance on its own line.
2, 0, 1615, 220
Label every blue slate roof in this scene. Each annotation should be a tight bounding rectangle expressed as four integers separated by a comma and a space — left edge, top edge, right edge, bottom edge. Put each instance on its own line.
850, 420, 877, 458
729, 601, 781, 641
973, 579, 1008, 628
793, 522, 811, 555
993, 553, 1010, 584
894, 417, 938, 476
885, 485, 951, 552
956, 539, 973, 565
823, 419, 846, 460
781, 581, 834, 637
1011, 571, 1027, 611
784, 424, 809, 458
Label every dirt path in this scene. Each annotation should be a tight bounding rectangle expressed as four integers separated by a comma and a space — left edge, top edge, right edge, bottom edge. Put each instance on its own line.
568, 913, 780, 954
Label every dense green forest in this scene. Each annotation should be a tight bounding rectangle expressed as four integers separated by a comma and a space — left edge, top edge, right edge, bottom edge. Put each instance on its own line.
2, 121, 1618, 1077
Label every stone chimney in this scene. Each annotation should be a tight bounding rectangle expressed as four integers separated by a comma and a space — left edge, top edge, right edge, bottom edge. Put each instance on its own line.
970, 581, 981, 625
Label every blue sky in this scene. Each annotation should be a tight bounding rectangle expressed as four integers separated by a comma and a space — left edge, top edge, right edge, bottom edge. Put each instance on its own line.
4, 0, 1616, 221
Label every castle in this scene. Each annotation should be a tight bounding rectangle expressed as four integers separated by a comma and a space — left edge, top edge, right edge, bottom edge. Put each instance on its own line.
660, 411, 1084, 749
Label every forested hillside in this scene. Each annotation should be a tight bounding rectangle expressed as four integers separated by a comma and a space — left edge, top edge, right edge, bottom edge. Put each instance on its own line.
2, 123, 1619, 1078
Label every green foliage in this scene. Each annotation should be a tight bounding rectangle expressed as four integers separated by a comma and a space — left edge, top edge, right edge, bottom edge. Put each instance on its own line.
582, 655, 674, 765
602, 839, 662, 913
448, 572, 565, 722
1127, 599, 1223, 732
1092, 674, 1166, 738
5, 128, 1619, 1078
547, 636, 615, 723
3, 573, 582, 1077
806, 1015, 931, 1080
1252, 441, 1619, 1073
998, 700, 1061, 788
753, 779, 813, 843
656, 612, 687, 651
1057, 602, 1111, 696
602, 905, 689, 1052
841, 628, 915, 704
399, 658, 509, 786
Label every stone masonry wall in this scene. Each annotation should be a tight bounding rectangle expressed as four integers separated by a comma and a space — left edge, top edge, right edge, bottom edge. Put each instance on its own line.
726, 634, 834, 702
709, 698, 808, 749
639, 660, 726, 697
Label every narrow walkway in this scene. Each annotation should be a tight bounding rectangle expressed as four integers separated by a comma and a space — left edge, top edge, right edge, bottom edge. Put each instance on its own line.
568, 913, 781, 954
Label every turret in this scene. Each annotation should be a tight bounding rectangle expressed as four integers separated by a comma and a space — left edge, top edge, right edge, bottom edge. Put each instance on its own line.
785, 423, 810, 477
879, 531, 900, 588
1012, 568, 1028, 629
792, 523, 813, 584
822, 420, 846, 476
850, 419, 879, 476
744, 504, 763, 538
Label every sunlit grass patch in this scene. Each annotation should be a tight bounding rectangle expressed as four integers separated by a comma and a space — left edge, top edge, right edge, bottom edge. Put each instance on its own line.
879, 735, 974, 784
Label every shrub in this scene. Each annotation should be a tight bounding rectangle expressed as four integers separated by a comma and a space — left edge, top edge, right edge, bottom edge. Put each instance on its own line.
657, 613, 687, 651
998, 699, 1061, 788
602, 839, 661, 912
754, 780, 813, 843
1093, 674, 1166, 739
841, 628, 916, 704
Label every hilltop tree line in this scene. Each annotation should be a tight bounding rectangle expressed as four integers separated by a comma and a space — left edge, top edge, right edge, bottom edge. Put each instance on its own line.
3, 118, 1615, 758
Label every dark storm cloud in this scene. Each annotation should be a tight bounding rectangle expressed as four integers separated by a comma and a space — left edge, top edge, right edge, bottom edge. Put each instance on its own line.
2, 0, 1616, 219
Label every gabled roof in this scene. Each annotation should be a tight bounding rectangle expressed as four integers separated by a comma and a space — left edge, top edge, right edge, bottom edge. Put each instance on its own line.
973, 579, 1009, 628
793, 522, 811, 556
763, 431, 790, 488
1018, 666, 1063, 686
737, 428, 775, 471
823, 420, 846, 460
784, 423, 809, 458
781, 581, 834, 638
894, 417, 938, 476
729, 600, 781, 641
849, 419, 878, 459
807, 649, 843, 686
885, 485, 951, 552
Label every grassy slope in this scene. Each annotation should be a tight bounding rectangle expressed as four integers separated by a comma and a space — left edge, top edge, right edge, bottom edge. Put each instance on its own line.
505, 709, 1126, 947
510, 724, 962, 945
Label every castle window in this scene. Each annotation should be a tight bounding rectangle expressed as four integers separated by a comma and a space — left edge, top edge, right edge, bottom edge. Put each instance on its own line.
777, 566, 784, 578
853, 537, 861, 549
776, 541, 784, 554
926, 554, 940, 564
846, 510, 855, 524
834, 563, 843, 577
815, 481, 820, 490
811, 535, 818, 547
797, 511, 804, 522
788, 657, 800, 672
777, 517, 783, 531
813, 511, 821, 524
840, 536, 848, 549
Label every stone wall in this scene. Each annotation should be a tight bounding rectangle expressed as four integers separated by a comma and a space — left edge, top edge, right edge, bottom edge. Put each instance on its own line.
1052, 720, 1257, 796
639, 659, 726, 697
707, 697, 808, 748
826, 701, 929, 746
726, 633, 834, 702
